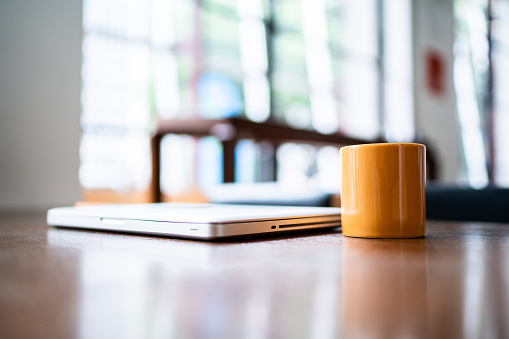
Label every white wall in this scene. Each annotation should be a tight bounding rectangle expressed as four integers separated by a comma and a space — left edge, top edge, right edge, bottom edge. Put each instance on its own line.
413, 0, 462, 183
0, 0, 82, 210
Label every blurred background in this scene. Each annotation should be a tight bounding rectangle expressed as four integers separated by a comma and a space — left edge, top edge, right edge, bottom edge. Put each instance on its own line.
1, 0, 507, 210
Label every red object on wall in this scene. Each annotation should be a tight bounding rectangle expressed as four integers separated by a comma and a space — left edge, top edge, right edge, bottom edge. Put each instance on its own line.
426, 49, 446, 96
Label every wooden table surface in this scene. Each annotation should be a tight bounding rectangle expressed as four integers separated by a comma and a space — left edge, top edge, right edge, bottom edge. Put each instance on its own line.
1, 212, 508, 339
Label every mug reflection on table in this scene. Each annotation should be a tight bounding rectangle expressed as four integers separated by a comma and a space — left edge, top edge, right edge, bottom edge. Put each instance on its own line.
342, 237, 429, 337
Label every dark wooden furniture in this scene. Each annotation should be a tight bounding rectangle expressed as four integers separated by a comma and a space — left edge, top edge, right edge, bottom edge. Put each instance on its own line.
152, 117, 402, 202
82, 117, 438, 204
151, 117, 438, 203
1, 213, 507, 338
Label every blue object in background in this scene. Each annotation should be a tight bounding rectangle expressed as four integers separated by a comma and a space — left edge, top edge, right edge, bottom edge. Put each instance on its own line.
197, 72, 243, 118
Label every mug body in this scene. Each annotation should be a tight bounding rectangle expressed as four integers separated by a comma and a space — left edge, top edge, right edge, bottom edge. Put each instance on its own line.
340, 143, 426, 238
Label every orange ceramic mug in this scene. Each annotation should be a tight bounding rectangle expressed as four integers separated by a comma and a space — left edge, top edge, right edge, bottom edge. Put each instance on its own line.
340, 143, 426, 238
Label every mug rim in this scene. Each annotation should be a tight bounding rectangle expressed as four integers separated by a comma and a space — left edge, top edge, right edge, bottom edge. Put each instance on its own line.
340, 142, 425, 150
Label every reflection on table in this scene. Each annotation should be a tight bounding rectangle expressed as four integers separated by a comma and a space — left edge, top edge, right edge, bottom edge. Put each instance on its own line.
0, 215, 508, 338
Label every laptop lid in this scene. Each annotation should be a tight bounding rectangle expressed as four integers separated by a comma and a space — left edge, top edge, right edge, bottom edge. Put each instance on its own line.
47, 203, 342, 240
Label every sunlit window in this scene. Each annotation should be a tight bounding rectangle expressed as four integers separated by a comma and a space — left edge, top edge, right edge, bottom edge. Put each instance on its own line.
492, 0, 509, 187
454, 0, 490, 188
238, 0, 270, 122
337, 0, 380, 140
384, 0, 414, 142
80, 0, 415, 199
81, 0, 153, 193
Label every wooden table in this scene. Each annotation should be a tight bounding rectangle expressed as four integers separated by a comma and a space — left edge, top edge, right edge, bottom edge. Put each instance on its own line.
1, 212, 508, 338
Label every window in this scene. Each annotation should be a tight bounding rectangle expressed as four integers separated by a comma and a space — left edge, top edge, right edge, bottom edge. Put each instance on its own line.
80, 0, 414, 201
492, 0, 509, 186
81, 0, 153, 199
454, 0, 509, 188
454, 0, 490, 188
